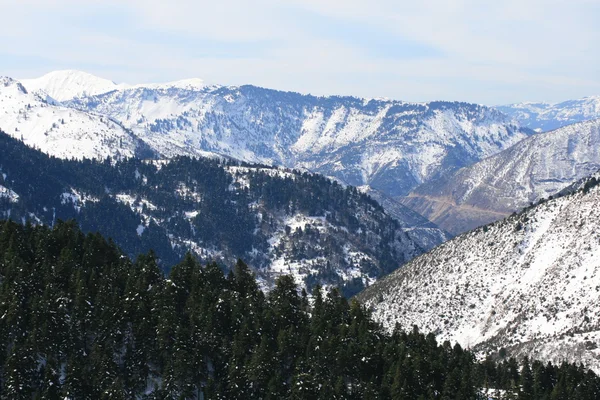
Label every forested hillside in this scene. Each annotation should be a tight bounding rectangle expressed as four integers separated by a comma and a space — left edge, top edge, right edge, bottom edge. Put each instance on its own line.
0, 220, 598, 399
0, 131, 423, 295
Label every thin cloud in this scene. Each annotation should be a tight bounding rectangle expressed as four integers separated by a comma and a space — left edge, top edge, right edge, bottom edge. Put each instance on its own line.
0, 0, 598, 103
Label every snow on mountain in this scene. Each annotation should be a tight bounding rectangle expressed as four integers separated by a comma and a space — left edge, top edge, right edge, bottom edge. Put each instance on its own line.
402, 119, 600, 235
0, 130, 425, 296
358, 175, 600, 372
497, 96, 600, 132
19, 70, 121, 102
19, 70, 208, 102
65, 82, 531, 197
130, 78, 206, 91
12, 70, 531, 251
0, 184, 19, 203
0, 76, 146, 160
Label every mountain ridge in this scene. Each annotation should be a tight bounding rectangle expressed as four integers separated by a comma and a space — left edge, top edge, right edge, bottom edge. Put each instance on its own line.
402, 118, 600, 235
497, 96, 600, 132
20, 70, 121, 101
19, 70, 207, 102
0, 75, 150, 160
59, 75, 531, 198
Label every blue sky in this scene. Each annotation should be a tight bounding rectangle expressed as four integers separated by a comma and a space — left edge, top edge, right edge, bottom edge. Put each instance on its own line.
1, 0, 599, 104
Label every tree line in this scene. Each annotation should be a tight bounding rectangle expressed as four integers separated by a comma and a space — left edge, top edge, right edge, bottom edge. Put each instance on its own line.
0, 129, 412, 295
0, 220, 598, 399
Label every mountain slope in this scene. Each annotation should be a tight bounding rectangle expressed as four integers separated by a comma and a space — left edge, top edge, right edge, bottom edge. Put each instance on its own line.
64, 81, 531, 197
402, 119, 600, 235
360, 186, 451, 251
0, 130, 421, 295
0, 76, 147, 160
13, 70, 527, 250
498, 96, 600, 132
358, 175, 600, 372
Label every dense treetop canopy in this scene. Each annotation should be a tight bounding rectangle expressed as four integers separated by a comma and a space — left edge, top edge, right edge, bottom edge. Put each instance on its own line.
0, 220, 598, 399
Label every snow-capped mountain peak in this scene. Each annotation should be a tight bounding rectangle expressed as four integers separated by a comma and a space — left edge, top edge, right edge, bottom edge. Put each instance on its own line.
20, 70, 208, 103
20, 70, 120, 102
0, 74, 144, 160
0, 76, 28, 94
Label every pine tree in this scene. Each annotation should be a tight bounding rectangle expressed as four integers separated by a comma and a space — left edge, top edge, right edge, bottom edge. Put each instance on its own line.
520, 356, 535, 400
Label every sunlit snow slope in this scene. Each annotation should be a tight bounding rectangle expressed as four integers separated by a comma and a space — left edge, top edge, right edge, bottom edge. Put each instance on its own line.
358, 175, 600, 372
20, 70, 121, 102
0, 77, 141, 159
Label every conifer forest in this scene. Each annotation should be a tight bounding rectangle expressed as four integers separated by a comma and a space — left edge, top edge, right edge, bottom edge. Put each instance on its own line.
0, 220, 598, 399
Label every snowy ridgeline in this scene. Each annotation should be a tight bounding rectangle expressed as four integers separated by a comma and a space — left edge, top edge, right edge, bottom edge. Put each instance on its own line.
358, 176, 600, 373
0, 76, 141, 160
498, 96, 600, 132
9, 70, 530, 199
66, 85, 529, 198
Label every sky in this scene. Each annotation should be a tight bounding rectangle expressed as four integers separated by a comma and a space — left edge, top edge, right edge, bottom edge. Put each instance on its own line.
0, 0, 599, 104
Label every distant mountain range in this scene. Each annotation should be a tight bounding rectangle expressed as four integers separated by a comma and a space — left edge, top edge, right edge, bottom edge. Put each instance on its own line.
358, 172, 600, 373
3, 70, 600, 238
9, 71, 529, 198
497, 96, 600, 132
402, 118, 600, 235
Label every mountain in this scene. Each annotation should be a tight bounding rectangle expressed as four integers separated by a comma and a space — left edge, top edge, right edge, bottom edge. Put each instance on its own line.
0, 130, 423, 296
19, 70, 122, 101
19, 70, 207, 102
0, 76, 149, 160
66, 83, 531, 197
11, 71, 533, 250
401, 119, 600, 235
357, 173, 600, 372
497, 96, 600, 132
10, 70, 529, 198
11, 70, 530, 251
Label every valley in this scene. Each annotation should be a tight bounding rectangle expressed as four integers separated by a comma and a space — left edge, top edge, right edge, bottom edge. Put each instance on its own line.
1, 67, 600, 396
